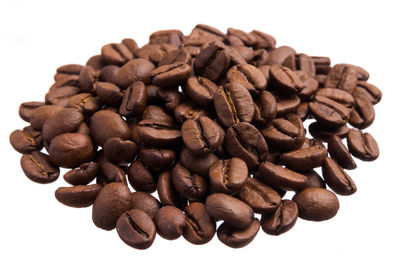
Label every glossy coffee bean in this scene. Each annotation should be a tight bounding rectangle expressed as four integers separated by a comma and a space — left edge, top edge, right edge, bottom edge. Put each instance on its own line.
99, 65, 120, 83
308, 122, 349, 141
353, 81, 382, 105
325, 64, 358, 93
174, 101, 208, 124
249, 30, 276, 50
54, 64, 83, 81
142, 105, 175, 124
312, 56, 331, 75
79, 65, 97, 92
127, 161, 156, 193
309, 95, 350, 128
18, 101, 45, 122
172, 163, 207, 201
20, 151, 60, 184
302, 170, 326, 190
261, 200, 298, 235
327, 135, 357, 170
63, 162, 98, 185
158, 49, 191, 66
155, 206, 186, 240
86, 55, 106, 71
139, 148, 175, 171
205, 193, 254, 230
151, 62, 192, 87
209, 158, 248, 195
130, 192, 160, 220
119, 81, 147, 117
92, 182, 132, 230
258, 161, 307, 191
280, 145, 328, 172
194, 42, 231, 81
275, 94, 301, 117
226, 64, 267, 94
315, 88, 355, 108
101, 43, 133, 66
269, 65, 304, 94
185, 76, 219, 107
10, 128, 42, 154
269, 46, 296, 66
29, 105, 64, 130
94, 82, 123, 106
293, 188, 339, 221
55, 184, 102, 208
103, 137, 137, 166
114, 59, 155, 88
253, 90, 277, 126
347, 129, 379, 161
322, 157, 357, 196
116, 209, 156, 250
157, 88, 183, 111
217, 218, 260, 248
136, 44, 176, 64
157, 171, 187, 209
137, 119, 181, 147
348, 98, 375, 129
67, 93, 102, 114
183, 202, 216, 245
150, 29, 183, 47
179, 147, 219, 178
96, 151, 127, 185
295, 53, 316, 77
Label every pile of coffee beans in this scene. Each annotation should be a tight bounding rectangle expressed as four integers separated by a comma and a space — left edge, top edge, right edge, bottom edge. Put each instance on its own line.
10, 24, 381, 249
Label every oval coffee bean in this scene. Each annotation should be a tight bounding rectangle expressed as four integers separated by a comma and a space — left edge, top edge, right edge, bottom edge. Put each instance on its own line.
142, 105, 175, 124
127, 161, 157, 193
322, 157, 357, 196
226, 64, 267, 94
183, 202, 216, 245
157, 170, 187, 209
327, 135, 357, 170
101, 43, 133, 65
302, 170, 326, 190
139, 148, 175, 172
99, 65, 120, 83
258, 161, 307, 191
324, 64, 358, 93
137, 119, 181, 147
209, 158, 248, 195
261, 200, 298, 235
104, 137, 137, 166
155, 206, 186, 240
185, 76, 219, 107
114, 59, 155, 88
347, 129, 379, 161
308, 122, 349, 142
194, 43, 231, 81
119, 81, 147, 117
29, 105, 64, 130
63, 162, 98, 185
238, 178, 281, 214
94, 82, 123, 106
353, 81, 382, 105
253, 90, 277, 126
55, 184, 102, 208
20, 151, 60, 184
158, 48, 191, 66
217, 218, 260, 248
10, 128, 42, 154
280, 145, 328, 172
275, 94, 301, 117
116, 209, 156, 250
293, 188, 339, 221
269, 65, 304, 94
18, 101, 45, 122
97, 151, 128, 185
315, 88, 355, 108
174, 101, 208, 124
151, 62, 192, 87
348, 98, 375, 129
92, 182, 132, 230
205, 193, 254, 230
172, 163, 208, 201
130, 192, 161, 220
309, 95, 350, 129
48, 133, 95, 168
180, 148, 219, 177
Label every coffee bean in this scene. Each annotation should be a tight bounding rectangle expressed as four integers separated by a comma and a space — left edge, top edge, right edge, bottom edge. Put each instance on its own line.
67, 93, 102, 114
116, 209, 156, 250
296, 53, 316, 77
258, 161, 307, 191
249, 30, 276, 50
280, 145, 328, 172
328, 135, 357, 170
209, 158, 248, 195
180, 147, 219, 177
137, 119, 181, 147
338, 63, 370, 81
185, 76, 219, 107
275, 94, 301, 117
183, 202, 216, 245
96, 151, 127, 185
251, 49, 270, 66
130, 192, 160, 220
325, 64, 358, 93
293, 188, 339, 221
92, 182, 131, 230
270, 65, 304, 94
295, 102, 309, 121
142, 105, 175, 124
269, 46, 296, 66
101, 43, 133, 66
18, 101, 45, 122
233, 46, 255, 62
295, 71, 318, 100
205, 193, 254, 229
136, 44, 176, 64
55, 184, 102, 208
253, 90, 277, 126
99, 65, 120, 83
302, 170, 326, 190
309, 95, 350, 128
20, 151, 60, 184
121, 38, 139, 55
225, 122, 269, 168
127, 161, 156, 193
347, 129, 379, 161
353, 81, 382, 105
308, 122, 349, 141
217, 218, 260, 248
158, 49, 191, 67
238, 178, 281, 214
172, 163, 208, 201
54, 64, 83, 81
151, 62, 192, 87
119, 81, 147, 117
29, 105, 64, 130
10, 128, 42, 154
348, 98, 375, 129
157, 88, 183, 110
63, 162, 98, 185
174, 101, 208, 124
322, 157, 357, 195
226, 64, 267, 94
150, 29, 184, 47
104, 137, 137, 166
139, 148, 175, 171
189, 24, 225, 43
261, 200, 298, 235
157, 170, 187, 209
114, 59, 155, 88
155, 206, 186, 240
315, 88, 355, 108
94, 82, 123, 106
227, 28, 257, 46
86, 55, 106, 71
312, 56, 331, 75
79, 66, 98, 93
194, 43, 231, 81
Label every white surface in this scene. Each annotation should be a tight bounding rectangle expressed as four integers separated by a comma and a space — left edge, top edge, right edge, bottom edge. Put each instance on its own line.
0, 0, 399, 266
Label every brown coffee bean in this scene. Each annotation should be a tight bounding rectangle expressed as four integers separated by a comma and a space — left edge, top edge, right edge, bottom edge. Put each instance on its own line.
67, 93, 102, 114
151, 62, 192, 87
296, 53, 316, 77
155, 206, 186, 240
189, 24, 225, 43
347, 129, 379, 161
55, 184, 102, 208
253, 90, 277, 126
137, 119, 181, 147
348, 98, 375, 129
325, 64, 358, 93
217, 218, 260, 248
86, 55, 106, 71
142, 105, 175, 124
226, 64, 267, 94
121, 38, 139, 55
10, 128, 42, 154
139, 148, 175, 172
29, 105, 64, 130
79, 66, 98, 93
18, 101, 45, 122
194, 43, 231, 81
183, 202, 216, 245
249, 30, 276, 50
295, 71, 318, 101
309, 95, 350, 128
127, 161, 156, 193
136, 44, 176, 64
315, 88, 355, 108
269, 65, 304, 94
180, 147, 219, 177
101, 43, 133, 66
280, 145, 328, 172
104, 137, 137, 166
157, 170, 187, 209
275, 94, 301, 117
172, 163, 208, 201
312, 56, 331, 75
96, 151, 127, 185
94, 82, 123, 106
258, 161, 307, 191
184, 76, 219, 107
99, 65, 120, 83
158, 49, 191, 66
338, 63, 370, 81
150, 29, 184, 47
20, 151, 60, 184
295, 102, 309, 121
328, 135, 357, 170
114, 59, 155, 88
157, 88, 183, 111
209, 158, 248, 195
130, 192, 160, 220
269, 46, 296, 66
322, 157, 357, 196
261, 200, 298, 235
119, 81, 147, 117
54, 64, 83, 81
63, 162, 98, 185
302, 170, 326, 190
227, 28, 257, 46
352, 81, 382, 105
174, 101, 208, 124
308, 122, 350, 141
293, 188, 339, 221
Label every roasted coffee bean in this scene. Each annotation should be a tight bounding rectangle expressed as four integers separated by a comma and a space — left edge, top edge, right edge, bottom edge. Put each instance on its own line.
10, 128, 42, 154
130, 192, 160, 219
172, 163, 207, 201
158, 49, 191, 66
293, 188, 339, 221
92, 182, 131, 230
275, 94, 301, 117
209, 158, 248, 195
104, 137, 137, 166
315, 74, 328, 87
136, 44, 176, 64
261, 200, 298, 235
347, 129, 379, 161
205, 193, 254, 229
312, 56, 331, 75
348, 98, 375, 129
295, 71, 318, 100
308, 122, 350, 141
96, 151, 127, 185
353, 81, 382, 105
302, 170, 326, 190
338, 63, 370, 81
127, 161, 157, 193
322, 157, 357, 195
180, 148, 219, 177
157, 88, 183, 110
20, 151, 60, 184
182, 117, 223, 155
18, 101, 45, 122
29, 105, 64, 130
328, 135, 357, 170
45, 84, 81, 105
251, 49, 270, 66
325, 64, 358, 93
101, 43, 133, 66
86, 55, 106, 71
309, 95, 350, 128
249, 30, 276, 50
238, 178, 281, 214
114, 59, 155, 88
89, 110, 130, 146
142, 105, 175, 124
295, 53, 316, 77
269, 65, 304, 94
99, 65, 120, 83
116, 209, 156, 250
67, 93, 102, 114
258, 161, 307, 191
122, 38, 139, 55
140, 148, 175, 171
54, 64, 83, 81
295, 102, 309, 121
64, 162, 98, 185
225, 122, 269, 168
189, 24, 225, 43
75, 122, 90, 135
151, 62, 192, 87
119, 81, 147, 117
233, 46, 255, 62
94, 82, 123, 106
227, 28, 256, 46
185, 76, 219, 107
217, 218, 260, 248
269, 46, 296, 66
79, 66, 97, 92
183, 202, 216, 245
262, 114, 305, 151
137, 119, 181, 147
280, 145, 328, 172
253, 90, 277, 126
155, 206, 186, 240
150, 29, 183, 47
55, 184, 102, 208
194, 42, 231, 81
174, 101, 208, 124
157, 170, 187, 209
226, 64, 267, 94
315, 88, 355, 108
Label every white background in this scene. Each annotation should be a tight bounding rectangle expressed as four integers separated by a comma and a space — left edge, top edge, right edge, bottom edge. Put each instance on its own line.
0, 0, 399, 266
